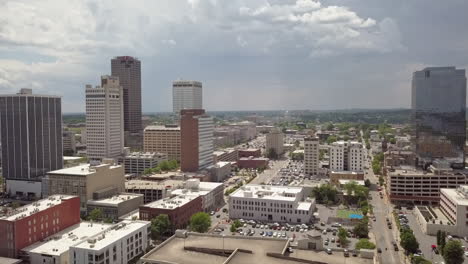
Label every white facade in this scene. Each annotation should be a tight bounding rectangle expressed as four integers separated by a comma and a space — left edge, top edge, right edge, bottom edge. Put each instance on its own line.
304, 137, 319, 176
329, 141, 364, 172
229, 185, 315, 224
86, 75, 124, 160
172, 80, 202, 115
197, 115, 214, 170
69, 220, 150, 264
266, 130, 284, 156
439, 186, 468, 236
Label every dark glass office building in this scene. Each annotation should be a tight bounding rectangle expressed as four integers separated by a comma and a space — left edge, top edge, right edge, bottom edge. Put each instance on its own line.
111, 56, 142, 149
0, 89, 63, 185
411, 67, 467, 168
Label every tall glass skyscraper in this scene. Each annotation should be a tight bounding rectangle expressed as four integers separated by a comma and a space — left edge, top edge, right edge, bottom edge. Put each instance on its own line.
412, 67, 467, 168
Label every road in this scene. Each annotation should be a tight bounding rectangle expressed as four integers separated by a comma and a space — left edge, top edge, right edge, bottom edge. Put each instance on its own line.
250, 157, 288, 185
362, 143, 401, 264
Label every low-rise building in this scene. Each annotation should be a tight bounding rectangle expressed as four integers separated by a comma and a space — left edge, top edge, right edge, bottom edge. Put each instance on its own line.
171, 179, 224, 213
229, 185, 315, 224
125, 179, 184, 204
383, 150, 415, 175
237, 157, 269, 170
69, 220, 150, 264
118, 152, 168, 176
21, 221, 112, 264
213, 149, 238, 162
43, 161, 125, 211
208, 162, 232, 182
330, 171, 365, 185
238, 148, 261, 158
388, 164, 468, 205
139, 195, 202, 230
87, 193, 144, 220
0, 195, 80, 258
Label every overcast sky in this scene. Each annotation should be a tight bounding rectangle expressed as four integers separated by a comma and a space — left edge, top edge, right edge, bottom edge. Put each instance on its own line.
1, 0, 467, 113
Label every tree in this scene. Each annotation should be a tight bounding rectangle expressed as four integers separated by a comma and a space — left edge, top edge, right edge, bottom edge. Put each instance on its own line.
355, 239, 376, 250
412, 256, 432, 264
400, 229, 419, 253
440, 231, 447, 250
443, 240, 464, 264
88, 208, 103, 221
11, 201, 20, 209
311, 184, 338, 204
266, 148, 278, 159
353, 218, 369, 238
378, 176, 384, 186
364, 179, 371, 188
151, 214, 171, 240
338, 227, 349, 247
326, 135, 338, 144
189, 212, 211, 233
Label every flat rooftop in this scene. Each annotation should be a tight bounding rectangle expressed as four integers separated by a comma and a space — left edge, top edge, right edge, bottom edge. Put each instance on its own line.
238, 148, 260, 152
72, 221, 149, 251
48, 163, 120, 176
123, 152, 167, 159
389, 166, 468, 177
145, 125, 180, 131
230, 184, 303, 202
338, 180, 365, 185
143, 195, 198, 209
87, 193, 143, 206
0, 257, 22, 264
22, 222, 111, 256
441, 187, 468, 206
0, 195, 76, 221
125, 179, 184, 190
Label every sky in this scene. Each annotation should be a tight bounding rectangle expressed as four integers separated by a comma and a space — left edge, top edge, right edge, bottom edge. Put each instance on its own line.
1, 0, 468, 113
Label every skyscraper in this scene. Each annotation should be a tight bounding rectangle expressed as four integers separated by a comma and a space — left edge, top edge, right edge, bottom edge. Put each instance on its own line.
172, 81, 203, 115
111, 56, 142, 148
266, 129, 284, 157
0, 89, 63, 197
85, 75, 124, 160
180, 109, 213, 172
304, 137, 319, 176
412, 67, 467, 168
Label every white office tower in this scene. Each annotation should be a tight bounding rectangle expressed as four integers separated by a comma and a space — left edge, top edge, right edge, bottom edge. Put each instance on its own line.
329, 141, 364, 172
266, 129, 284, 156
172, 80, 203, 115
197, 115, 214, 170
304, 137, 319, 176
86, 75, 124, 160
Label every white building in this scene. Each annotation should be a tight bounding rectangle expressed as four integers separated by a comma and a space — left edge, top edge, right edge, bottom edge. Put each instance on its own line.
172, 80, 202, 115
266, 129, 284, 156
85, 75, 124, 160
171, 179, 224, 212
304, 137, 319, 176
117, 152, 168, 176
22, 222, 112, 264
229, 185, 315, 224
329, 141, 364, 172
69, 220, 150, 264
198, 115, 214, 170
439, 186, 468, 236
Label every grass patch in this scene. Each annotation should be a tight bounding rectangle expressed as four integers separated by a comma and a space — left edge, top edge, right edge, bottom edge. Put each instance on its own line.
336, 209, 363, 219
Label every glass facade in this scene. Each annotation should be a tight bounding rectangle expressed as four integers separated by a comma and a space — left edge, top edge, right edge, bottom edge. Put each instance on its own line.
411, 67, 467, 168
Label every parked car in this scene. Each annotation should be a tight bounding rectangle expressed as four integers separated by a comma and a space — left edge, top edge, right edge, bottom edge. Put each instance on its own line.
344, 249, 350, 257
377, 248, 382, 253
326, 248, 332, 255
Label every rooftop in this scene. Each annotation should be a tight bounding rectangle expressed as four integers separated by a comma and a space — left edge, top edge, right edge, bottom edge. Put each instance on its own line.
22, 222, 111, 256
87, 193, 143, 206
142, 195, 198, 210
125, 179, 184, 190
72, 221, 149, 251
123, 152, 167, 159
441, 186, 468, 206
48, 163, 121, 176
145, 125, 180, 131
238, 148, 260, 152
0, 195, 76, 221
230, 184, 303, 202
338, 180, 365, 185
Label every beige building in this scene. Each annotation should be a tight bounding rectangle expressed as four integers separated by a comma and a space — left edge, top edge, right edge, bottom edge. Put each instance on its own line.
86, 193, 144, 220
144, 125, 181, 161
330, 171, 365, 185
304, 137, 319, 176
43, 161, 125, 210
266, 129, 284, 156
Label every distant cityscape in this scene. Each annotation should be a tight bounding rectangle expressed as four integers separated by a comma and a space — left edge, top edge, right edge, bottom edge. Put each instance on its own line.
0, 58, 467, 264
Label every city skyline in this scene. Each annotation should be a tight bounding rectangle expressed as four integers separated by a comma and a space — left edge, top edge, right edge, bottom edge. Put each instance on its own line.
1, 0, 468, 113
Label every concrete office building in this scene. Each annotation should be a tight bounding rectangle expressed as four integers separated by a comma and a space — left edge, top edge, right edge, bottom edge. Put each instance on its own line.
143, 125, 181, 161
180, 109, 214, 172
21, 222, 111, 264
238, 148, 261, 158
266, 129, 284, 156
86, 193, 144, 220
329, 141, 364, 172
437, 186, 468, 236
304, 137, 319, 176
0, 89, 63, 198
44, 162, 125, 210
111, 56, 143, 149
0, 195, 80, 258
85, 75, 124, 160
171, 179, 224, 213
125, 179, 185, 204
70, 220, 150, 264
229, 185, 315, 224
213, 149, 238, 163
388, 162, 468, 204
172, 81, 202, 115
209, 162, 232, 182
62, 130, 76, 155
117, 152, 168, 176
412, 67, 467, 168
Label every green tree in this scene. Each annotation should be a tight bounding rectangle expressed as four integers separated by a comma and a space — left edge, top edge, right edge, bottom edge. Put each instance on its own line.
412, 256, 432, 264
311, 184, 338, 204
353, 218, 369, 238
400, 229, 419, 253
11, 201, 21, 209
338, 227, 349, 247
88, 208, 103, 221
378, 176, 384, 186
189, 212, 211, 233
443, 240, 464, 264
326, 123, 334, 131
355, 239, 376, 250
326, 135, 338, 144
266, 148, 278, 159
440, 231, 447, 250
151, 214, 172, 240
364, 179, 371, 188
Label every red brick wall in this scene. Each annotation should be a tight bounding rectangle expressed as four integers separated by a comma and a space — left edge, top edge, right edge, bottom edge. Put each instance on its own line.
238, 149, 261, 158
181, 109, 205, 172
0, 196, 80, 258
237, 159, 268, 169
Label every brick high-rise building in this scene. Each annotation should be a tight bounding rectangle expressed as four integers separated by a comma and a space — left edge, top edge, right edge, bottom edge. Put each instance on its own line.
111, 56, 142, 149
0, 89, 63, 198
180, 109, 214, 172
0, 195, 80, 258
